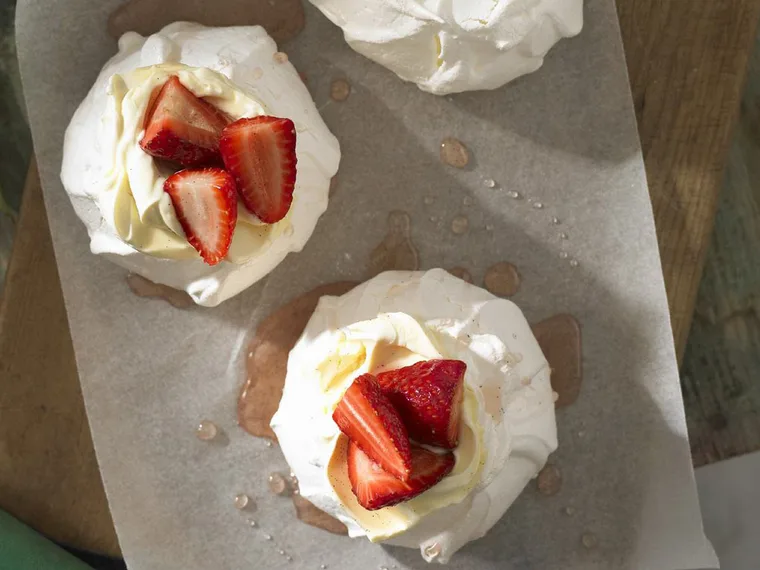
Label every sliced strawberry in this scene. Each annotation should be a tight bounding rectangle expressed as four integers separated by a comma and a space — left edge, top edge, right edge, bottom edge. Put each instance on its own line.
219, 116, 297, 224
332, 374, 412, 481
376, 360, 466, 449
163, 167, 237, 266
140, 76, 230, 166
347, 441, 455, 511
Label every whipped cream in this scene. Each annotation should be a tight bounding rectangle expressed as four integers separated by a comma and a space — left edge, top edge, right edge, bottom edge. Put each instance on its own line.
61, 23, 340, 306
271, 269, 557, 563
309, 0, 583, 94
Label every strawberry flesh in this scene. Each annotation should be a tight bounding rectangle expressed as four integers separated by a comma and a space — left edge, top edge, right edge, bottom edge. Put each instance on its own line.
376, 359, 466, 449
347, 441, 455, 511
332, 374, 412, 481
140, 76, 230, 167
163, 167, 237, 266
219, 116, 297, 224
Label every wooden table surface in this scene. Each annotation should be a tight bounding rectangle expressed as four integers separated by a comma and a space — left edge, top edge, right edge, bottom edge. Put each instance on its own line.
1, 0, 759, 558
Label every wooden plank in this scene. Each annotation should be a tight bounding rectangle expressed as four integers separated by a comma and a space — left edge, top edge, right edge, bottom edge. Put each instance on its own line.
681, 33, 760, 465
0, 161, 121, 556
617, 0, 760, 363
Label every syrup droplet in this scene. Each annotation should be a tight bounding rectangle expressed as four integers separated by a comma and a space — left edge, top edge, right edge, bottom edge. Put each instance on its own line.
264, 534, 272, 541
273, 51, 288, 64
107, 0, 306, 44
286, 556, 293, 562
265, 441, 273, 448
506, 190, 521, 199
249, 519, 257, 527
536, 464, 562, 496
423, 196, 434, 205
424, 542, 442, 561
440, 137, 470, 169
330, 78, 351, 102
564, 506, 576, 516
560, 232, 568, 240
368, 211, 420, 276
532, 314, 583, 409
126, 273, 193, 308
320, 565, 327, 569
268, 472, 289, 495
450, 215, 469, 235
483, 178, 496, 188
559, 252, 569, 259
581, 532, 598, 549
195, 420, 218, 441
293, 494, 348, 535
484, 262, 521, 297
278, 549, 286, 556
462, 196, 473, 207
252, 67, 264, 80
234, 493, 250, 510
569, 259, 579, 267
532, 201, 544, 209
552, 216, 560, 225
447, 267, 473, 284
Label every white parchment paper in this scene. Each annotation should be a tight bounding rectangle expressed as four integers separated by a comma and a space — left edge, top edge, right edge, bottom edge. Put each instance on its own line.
16, 0, 719, 568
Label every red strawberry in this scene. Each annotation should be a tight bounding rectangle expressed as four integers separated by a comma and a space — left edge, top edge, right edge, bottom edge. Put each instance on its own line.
219, 116, 297, 224
332, 374, 412, 481
347, 441, 455, 511
140, 76, 230, 166
376, 359, 466, 449
163, 167, 237, 266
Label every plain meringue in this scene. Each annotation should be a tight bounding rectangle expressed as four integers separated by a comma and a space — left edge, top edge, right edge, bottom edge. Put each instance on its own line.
309, 0, 583, 94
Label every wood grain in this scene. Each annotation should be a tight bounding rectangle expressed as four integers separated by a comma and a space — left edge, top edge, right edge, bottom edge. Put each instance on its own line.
0, 162, 120, 556
1, 0, 759, 556
618, 0, 760, 363
682, 31, 760, 466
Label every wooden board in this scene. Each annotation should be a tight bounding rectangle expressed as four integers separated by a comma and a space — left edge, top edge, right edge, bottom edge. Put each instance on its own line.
682, 30, 760, 466
0, 162, 121, 556
1, 0, 759, 556
618, 0, 760, 363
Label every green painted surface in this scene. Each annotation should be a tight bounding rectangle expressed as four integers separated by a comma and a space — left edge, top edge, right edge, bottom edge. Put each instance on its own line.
0, 510, 93, 570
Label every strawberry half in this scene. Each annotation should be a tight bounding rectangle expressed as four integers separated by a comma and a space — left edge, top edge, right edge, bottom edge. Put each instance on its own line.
219, 116, 297, 224
332, 374, 412, 481
347, 441, 455, 511
163, 167, 237, 266
376, 359, 466, 449
140, 76, 230, 166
